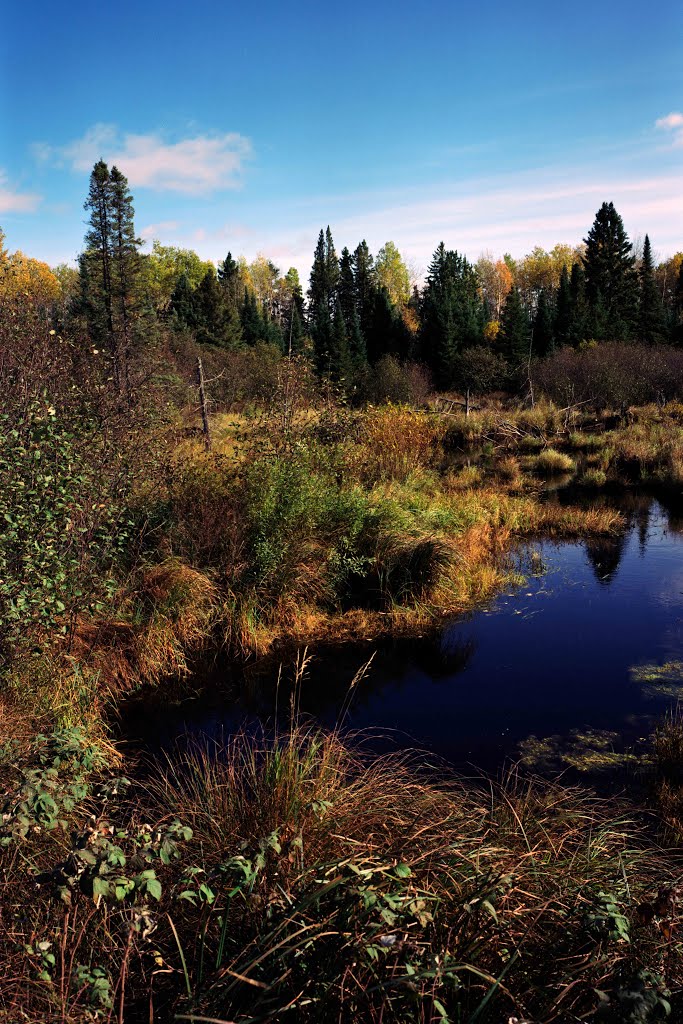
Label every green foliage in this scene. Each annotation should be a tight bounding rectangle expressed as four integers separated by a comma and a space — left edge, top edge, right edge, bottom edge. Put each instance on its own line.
0, 728, 107, 844
639, 235, 667, 345
71, 964, 113, 1015
0, 400, 135, 668
583, 201, 638, 340
500, 285, 530, 364
420, 243, 483, 387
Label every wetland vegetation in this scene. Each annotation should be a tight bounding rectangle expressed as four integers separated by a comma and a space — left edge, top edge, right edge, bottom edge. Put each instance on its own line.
1, 169, 683, 1022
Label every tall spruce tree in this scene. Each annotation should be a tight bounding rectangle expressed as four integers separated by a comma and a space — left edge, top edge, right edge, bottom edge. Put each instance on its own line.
420, 243, 482, 387
532, 289, 554, 356
554, 264, 572, 346
582, 201, 637, 340
109, 166, 143, 392
80, 161, 142, 400
500, 286, 530, 364
352, 240, 376, 344
308, 227, 340, 374
638, 235, 666, 345
217, 251, 241, 310
170, 272, 197, 329
568, 262, 588, 346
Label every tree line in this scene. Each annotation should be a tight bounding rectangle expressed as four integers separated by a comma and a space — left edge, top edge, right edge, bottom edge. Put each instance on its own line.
2, 162, 683, 399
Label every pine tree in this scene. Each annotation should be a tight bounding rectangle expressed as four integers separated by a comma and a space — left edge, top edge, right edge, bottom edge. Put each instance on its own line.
80, 161, 143, 400
328, 298, 352, 383
338, 248, 356, 333
217, 251, 241, 310
282, 269, 307, 356
352, 240, 376, 343
582, 201, 637, 339
308, 227, 339, 374
240, 287, 264, 346
80, 162, 115, 360
568, 262, 588, 345
420, 243, 482, 387
109, 166, 143, 394
500, 286, 530, 365
194, 269, 228, 347
554, 264, 572, 346
532, 289, 554, 356
638, 235, 666, 345
170, 272, 197, 329
675, 261, 683, 345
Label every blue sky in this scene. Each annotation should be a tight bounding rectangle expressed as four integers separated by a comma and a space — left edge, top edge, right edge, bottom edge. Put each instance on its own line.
1, 0, 682, 280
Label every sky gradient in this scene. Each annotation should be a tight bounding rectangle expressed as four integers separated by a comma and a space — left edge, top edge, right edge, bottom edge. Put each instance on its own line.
2, 0, 682, 280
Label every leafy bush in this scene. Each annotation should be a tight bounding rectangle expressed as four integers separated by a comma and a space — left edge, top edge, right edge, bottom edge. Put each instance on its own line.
357, 355, 432, 406
0, 401, 136, 669
456, 345, 509, 394
536, 342, 683, 410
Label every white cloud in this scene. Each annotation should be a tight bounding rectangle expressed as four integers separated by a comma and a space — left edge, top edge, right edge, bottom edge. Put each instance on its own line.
140, 220, 181, 241
655, 112, 683, 130
0, 171, 41, 214
37, 124, 253, 194
655, 111, 683, 147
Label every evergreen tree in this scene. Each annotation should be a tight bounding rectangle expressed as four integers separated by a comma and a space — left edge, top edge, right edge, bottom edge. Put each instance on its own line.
328, 298, 352, 383
170, 272, 197, 329
338, 247, 357, 333
80, 162, 115, 356
352, 240, 376, 343
568, 262, 588, 345
554, 264, 572, 346
308, 227, 339, 374
109, 166, 143, 392
420, 243, 482, 387
194, 268, 228, 347
240, 287, 265, 346
638, 234, 666, 345
80, 161, 142, 399
532, 289, 554, 356
500, 286, 530, 364
675, 261, 683, 345
217, 251, 241, 310
582, 201, 637, 339
282, 270, 307, 356
366, 286, 406, 363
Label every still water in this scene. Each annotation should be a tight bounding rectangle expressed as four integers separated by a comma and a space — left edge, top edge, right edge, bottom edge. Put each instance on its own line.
124, 492, 683, 770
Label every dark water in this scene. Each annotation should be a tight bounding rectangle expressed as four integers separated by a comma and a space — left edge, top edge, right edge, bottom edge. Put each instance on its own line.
123, 491, 683, 771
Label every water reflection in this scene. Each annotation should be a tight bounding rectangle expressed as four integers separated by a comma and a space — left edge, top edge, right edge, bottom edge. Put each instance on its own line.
123, 492, 683, 771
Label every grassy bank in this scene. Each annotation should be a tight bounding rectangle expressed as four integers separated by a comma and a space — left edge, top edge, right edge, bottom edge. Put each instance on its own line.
1, 718, 682, 1023
3, 397, 638, 732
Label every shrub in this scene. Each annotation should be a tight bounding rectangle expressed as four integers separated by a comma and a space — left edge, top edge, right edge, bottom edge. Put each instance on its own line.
536, 342, 683, 410
357, 355, 432, 407
455, 345, 509, 395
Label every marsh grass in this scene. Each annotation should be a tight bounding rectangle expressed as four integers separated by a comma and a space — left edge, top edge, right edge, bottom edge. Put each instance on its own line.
527, 448, 576, 476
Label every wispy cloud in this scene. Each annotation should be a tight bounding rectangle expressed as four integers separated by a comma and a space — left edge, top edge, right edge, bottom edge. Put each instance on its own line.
140, 220, 181, 241
655, 111, 683, 147
0, 171, 41, 214
35, 124, 253, 194
174, 164, 683, 281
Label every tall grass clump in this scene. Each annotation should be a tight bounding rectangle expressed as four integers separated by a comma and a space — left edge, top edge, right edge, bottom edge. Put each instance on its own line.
142, 727, 683, 1024
359, 404, 444, 482
528, 447, 576, 476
